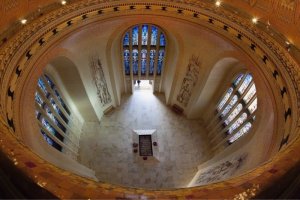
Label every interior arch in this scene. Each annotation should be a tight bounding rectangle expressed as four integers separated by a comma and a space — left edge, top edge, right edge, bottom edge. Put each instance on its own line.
0, 0, 299, 198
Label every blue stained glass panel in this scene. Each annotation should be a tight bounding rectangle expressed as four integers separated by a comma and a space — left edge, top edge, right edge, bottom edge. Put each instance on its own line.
123, 32, 129, 46
35, 92, 44, 107
157, 49, 165, 75
141, 49, 147, 75
41, 117, 56, 136
54, 89, 71, 115
132, 49, 138, 75
228, 112, 248, 134
132, 26, 139, 45
41, 116, 64, 142
217, 87, 233, 111
243, 84, 256, 104
151, 26, 158, 45
44, 74, 55, 88
50, 98, 69, 124
238, 74, 253, 94
41, 129, 54, 146
233, 74, 244, 86
149, 50, 156, 75
38, 78, 49, 97
159, 33, 166, 46
124, 49, 130, 75
228, 122, 252, 143
41, 129, 62, 151
44, 105, 66, 132
142, 25, 148, 45
225, 103, 243, 125
221, 95, 238, 117
248, 98, 257, 114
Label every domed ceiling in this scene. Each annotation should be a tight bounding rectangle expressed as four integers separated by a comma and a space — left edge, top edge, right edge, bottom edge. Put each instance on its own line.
0, 0, 300, 198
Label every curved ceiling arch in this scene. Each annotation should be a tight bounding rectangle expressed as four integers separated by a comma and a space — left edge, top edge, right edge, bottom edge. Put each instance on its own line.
0, 0, 299, 198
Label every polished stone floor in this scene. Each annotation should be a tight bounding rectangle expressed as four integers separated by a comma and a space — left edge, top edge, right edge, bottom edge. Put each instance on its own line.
78, 88, 210, 189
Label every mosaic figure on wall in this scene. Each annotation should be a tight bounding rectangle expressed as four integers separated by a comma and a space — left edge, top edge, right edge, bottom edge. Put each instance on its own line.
177, 55, 201, 107
195, 153, 248, 185
90, 56, 112, 106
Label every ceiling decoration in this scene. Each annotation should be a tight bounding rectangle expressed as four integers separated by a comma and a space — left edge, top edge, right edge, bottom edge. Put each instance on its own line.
0, 0, 299, 198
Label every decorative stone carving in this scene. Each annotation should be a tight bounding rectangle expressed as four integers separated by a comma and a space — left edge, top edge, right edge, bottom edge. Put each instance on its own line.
1, 0, 19, 12
195, 154, 248, 185
177, 55, 201, 107
275, 0, 296, 23
90, 56, 112, 106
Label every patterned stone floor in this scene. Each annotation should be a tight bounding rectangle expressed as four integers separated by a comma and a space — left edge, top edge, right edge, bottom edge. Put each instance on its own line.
78, 89, 210, 189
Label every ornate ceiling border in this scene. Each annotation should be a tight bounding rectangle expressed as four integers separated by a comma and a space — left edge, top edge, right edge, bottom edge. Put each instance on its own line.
0, 0, 299, 198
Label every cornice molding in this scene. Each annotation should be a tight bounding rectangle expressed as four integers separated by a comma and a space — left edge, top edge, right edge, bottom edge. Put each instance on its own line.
0, 0, 299, 198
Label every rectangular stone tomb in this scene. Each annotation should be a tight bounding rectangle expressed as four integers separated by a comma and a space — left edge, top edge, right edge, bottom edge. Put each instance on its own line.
139, 135, 153, 156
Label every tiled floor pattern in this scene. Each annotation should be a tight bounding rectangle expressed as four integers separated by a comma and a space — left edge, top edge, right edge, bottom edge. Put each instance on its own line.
78, 89, 210, 189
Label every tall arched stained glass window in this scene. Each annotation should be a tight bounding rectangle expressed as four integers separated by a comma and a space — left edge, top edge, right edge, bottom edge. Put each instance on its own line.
122, 24, 166, 77
35, 74, 78, 156
216, 73, 258, 144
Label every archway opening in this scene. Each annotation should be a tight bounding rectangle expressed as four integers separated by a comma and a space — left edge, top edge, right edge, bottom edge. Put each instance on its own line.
133, 80, 153, 91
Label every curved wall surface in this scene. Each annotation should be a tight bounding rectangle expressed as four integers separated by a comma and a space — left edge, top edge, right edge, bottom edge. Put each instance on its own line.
0, 0, 300, 198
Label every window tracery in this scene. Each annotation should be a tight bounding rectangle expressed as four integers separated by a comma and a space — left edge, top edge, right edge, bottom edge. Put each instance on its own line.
122, 24, 166, 77
35, 74, 76, 154
217, 73, 257, 144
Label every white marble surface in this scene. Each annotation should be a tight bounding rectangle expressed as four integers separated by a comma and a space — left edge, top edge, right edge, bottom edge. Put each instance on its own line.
78, 89, 210, 189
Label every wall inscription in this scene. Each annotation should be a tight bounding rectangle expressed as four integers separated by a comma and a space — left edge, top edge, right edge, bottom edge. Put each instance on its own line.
195, 153, 248, 185
90, 56, 112, 106
177, 55, 201, 107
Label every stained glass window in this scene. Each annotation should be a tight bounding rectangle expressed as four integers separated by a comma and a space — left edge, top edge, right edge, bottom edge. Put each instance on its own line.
141, 25, 148, 45
160, 33, 166, 46
132, 49, 138, 75
41, 129, 62, 151
45, 74, 55, 89
243, 84, 256, 104
221, 95, 238, 117
35, 92, 44, 107
248, 98, 257, 114
157, 49, 165, 75
122, 24, 166, 77
132, 26, 139, 46
38, 78, 49, 97
233, 74, 244, 86
54, 89, 71, 115
35, 74, 72, 153
151, 26, 158, 46
217, 87, 233, 111
238, 74, 252, 94
141, 49, 147, 75
228, 122, 252, 144
41, 117, 56, 136
216, 73, 257, 144
228, 113, 248, 134
45, 105, 66, 132
124, 49, 130, 75
123, 32, 129, 46
149, 50, 156, 75
224, 103, 243, 125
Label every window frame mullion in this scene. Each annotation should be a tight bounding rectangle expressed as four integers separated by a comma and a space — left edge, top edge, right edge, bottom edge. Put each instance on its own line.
36, 104, 79, 149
